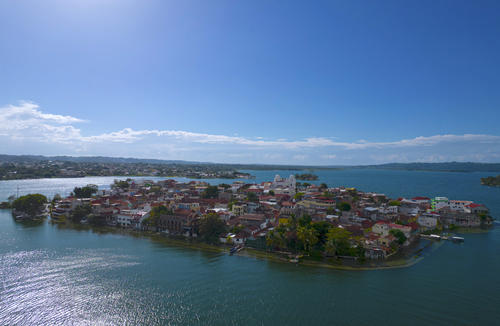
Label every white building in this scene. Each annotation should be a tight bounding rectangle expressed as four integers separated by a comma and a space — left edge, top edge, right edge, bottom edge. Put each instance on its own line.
417, 213, 439, 229
272, 174, 296, 189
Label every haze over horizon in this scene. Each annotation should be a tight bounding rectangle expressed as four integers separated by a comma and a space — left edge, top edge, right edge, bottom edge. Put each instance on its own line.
1, 0, 500, 165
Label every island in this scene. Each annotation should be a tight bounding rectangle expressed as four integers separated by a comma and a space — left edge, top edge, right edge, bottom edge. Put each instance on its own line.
295, 173, 319, 180
481, 175, 500, 187
15, 174, 488, 269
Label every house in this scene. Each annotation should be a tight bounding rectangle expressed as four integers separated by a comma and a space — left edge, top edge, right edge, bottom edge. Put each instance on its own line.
237, 214, 266, 227
464, 203, 489, 215
431, 197, 449, 210
449, 200, 473, 212
232, 204, 246, 216
372, 221, 390, 236
157, 210, 196, 234
363, 207, 379, 220
417, 213, 439, 230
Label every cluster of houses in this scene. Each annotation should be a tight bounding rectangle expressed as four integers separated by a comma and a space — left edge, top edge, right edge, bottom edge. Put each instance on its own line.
51, 174, 491, 260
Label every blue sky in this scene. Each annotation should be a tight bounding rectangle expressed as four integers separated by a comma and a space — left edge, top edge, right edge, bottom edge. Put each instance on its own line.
1, 0, 500, 165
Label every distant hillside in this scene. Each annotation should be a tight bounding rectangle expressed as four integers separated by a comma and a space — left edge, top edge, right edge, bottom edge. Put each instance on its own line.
0, 154, 204, 165
1, 155, 500, 172
351, 162, 500, 172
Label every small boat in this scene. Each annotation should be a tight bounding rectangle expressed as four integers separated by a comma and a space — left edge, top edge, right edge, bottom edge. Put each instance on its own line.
429, 234, 441, 240
451, 236, 464, 243
229, 246, 238, 255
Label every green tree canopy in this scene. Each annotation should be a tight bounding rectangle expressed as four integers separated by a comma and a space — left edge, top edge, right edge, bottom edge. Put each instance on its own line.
388, 200, 401, 206
12, 194, 47, 217
293, 192, 305, 201
389, 229, 407, 245
246, 192, 259, 202
202, 185, 219, 199
145, 205, 173, 227
325, 227, 352, 256
198, 213, 227, 244
72, 185, 98, 198
297, 226, 318, 252
71, 204, 92, 223
337, 202, 351, 211
113, 180, 130, 190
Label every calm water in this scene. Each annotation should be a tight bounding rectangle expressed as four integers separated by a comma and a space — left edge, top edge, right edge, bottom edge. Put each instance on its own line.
1, 170, 500, 325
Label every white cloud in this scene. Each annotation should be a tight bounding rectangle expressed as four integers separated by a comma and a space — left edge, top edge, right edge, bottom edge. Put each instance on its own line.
1, 101, 500, 164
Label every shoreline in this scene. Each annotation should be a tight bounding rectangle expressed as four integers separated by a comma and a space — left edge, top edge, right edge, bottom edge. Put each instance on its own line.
46, 217, 435, 271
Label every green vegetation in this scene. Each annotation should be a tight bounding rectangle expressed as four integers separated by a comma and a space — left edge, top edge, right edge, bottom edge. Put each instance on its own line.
198, 213, 227, 244
143, 205, 172, 227
71, 204, 92, 223
337, 202, 351, 211
388, 200, 401, 206
481, 175, 500, 187
295, 173, 318, 180
294, 192, 305, 201
12, 194, 47, 217
0, 202, 11, 209
201, 185, 219, 199
246, 192, 259, 202
389, 229, 407, 244
266, 215, 364, 259
325, 227, 352, 256
113, 180, 130, 190
72, 185, 98, 198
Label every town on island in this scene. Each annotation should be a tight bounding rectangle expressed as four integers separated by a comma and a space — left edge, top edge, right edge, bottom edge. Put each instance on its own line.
6, 174, 494, 267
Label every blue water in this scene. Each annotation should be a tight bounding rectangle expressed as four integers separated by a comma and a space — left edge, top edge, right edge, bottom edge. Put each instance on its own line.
1, 170, 499, 325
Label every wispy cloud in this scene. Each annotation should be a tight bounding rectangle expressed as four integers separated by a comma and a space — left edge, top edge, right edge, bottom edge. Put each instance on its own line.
1, 102, 500, 164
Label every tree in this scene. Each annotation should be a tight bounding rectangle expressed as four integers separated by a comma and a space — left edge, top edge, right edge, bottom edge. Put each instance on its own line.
325, 227, 352, 256
198, 213, 227, 244
72, 185, 98, 198
71, 204, 92, 223
145, 205, 172, 227
202, 185, 219, 199
337, 202, 351, 211
266, 229, 286, 250
113, 180, 129, 190
87, 213, 106, 226
388, 200, 401, 206
319, 183, 328, 190
268, 190, 275, 196
246, 192, 258, 202
389, 229, 407, 245
311, 221, 332, 247
298, 215, 312, 227
294, 192, 305, 201
52, 193, 62, 202
322, 191, 333, 198
297, 226, 318, 252
12, 194, 47, 217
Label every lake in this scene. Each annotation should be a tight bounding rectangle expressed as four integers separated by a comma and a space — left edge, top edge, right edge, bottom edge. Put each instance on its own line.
1, 169, 499, 325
